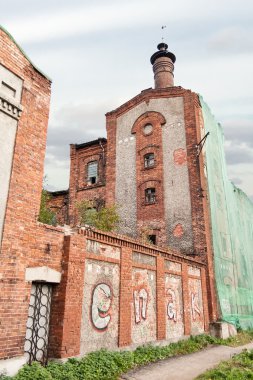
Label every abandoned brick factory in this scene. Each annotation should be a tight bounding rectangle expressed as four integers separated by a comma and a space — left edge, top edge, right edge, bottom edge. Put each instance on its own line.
0, 25, 253, 376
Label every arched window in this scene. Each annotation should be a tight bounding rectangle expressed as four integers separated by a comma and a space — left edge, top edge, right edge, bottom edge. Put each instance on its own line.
144, 153, 155, 168
87, 161, 98, 185
145, 188, 156, 204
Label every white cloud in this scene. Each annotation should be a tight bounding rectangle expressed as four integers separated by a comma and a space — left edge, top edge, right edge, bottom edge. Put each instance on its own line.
3, 0, 252, 198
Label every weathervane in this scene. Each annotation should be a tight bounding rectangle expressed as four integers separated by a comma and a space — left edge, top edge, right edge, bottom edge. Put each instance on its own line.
161, 25, 166, 42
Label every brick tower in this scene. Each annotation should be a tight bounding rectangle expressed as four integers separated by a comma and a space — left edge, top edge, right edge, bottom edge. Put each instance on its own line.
105, 42, 209, 255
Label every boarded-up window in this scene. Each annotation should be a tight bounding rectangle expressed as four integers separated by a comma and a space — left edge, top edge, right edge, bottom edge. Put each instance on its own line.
87, 161, 98, 185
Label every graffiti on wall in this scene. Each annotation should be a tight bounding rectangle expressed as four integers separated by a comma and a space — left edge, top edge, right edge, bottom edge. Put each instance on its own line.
167, 288, 177, 322
188, 277, 204, 334
191, 292, 201, 321
132, 269, 156, 344
165, 274, 184, 339
133, 288, 148, 323
81, 260, 119, 354
91, 283, 112, 330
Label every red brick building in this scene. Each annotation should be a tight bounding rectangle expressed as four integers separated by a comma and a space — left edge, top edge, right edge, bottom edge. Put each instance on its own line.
51, 43, 212, 257
0, 28, 221, 376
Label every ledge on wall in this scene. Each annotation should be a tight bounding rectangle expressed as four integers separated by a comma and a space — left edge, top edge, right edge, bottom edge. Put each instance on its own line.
25, 266, 61, 283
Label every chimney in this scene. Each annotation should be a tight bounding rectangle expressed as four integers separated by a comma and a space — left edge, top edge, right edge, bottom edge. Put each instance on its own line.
150, 43, 176, 89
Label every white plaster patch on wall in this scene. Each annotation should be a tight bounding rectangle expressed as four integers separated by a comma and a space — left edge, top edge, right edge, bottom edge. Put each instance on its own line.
165, 260, 182, 273
188, 266, 201, 277
0, 65, 23, 246
86, 239, 120, 260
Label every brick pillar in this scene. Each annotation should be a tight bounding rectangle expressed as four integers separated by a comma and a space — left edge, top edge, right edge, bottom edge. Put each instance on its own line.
201, 267, 210, 332
156, 256, 166, 340
49, 234, 86, 358
118, 246, 132, 347
182, 263, 191, 335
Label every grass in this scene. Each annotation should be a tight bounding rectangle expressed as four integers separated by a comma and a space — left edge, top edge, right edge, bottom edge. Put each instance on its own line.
1, 331, 253, 380
195, 349, 253, 379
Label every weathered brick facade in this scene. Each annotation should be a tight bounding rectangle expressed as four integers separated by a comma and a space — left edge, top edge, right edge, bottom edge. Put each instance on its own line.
48, 44, 218, 323
47, 190, 69, 225
0, 27, 65, 367
49, 228, 210, 358
0, 29, 217, 376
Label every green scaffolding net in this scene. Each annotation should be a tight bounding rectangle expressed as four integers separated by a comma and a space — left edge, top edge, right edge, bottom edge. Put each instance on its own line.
200, 96, 253, 329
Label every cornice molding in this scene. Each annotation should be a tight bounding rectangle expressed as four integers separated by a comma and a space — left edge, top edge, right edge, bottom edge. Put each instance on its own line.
0, 91, 23, 120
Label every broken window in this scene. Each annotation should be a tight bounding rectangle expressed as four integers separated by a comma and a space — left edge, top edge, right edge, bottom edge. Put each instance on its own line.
87, 161, 98, 185
148, 234, 156, 245
145, 188, 156, 204
144, 153, 155, 168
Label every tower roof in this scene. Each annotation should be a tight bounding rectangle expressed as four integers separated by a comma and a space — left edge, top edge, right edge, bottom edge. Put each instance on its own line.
150, 43, 176, 65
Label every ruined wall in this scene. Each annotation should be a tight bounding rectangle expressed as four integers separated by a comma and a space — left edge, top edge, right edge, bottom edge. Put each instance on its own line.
54, 229, 209, 358
47, 191, 69, 225
68, 141, 107, 225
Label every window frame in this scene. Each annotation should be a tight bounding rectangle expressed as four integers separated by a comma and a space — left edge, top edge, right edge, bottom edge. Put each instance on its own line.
144, 153, 155, 169
87, 160, 99, 185
145, 187, 156, 205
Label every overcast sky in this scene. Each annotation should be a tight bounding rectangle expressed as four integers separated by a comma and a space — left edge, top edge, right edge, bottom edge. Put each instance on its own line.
2, 0, 253, 200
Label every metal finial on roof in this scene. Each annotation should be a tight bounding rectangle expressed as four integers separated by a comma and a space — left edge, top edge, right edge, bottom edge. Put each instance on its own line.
161, 25, 166, 43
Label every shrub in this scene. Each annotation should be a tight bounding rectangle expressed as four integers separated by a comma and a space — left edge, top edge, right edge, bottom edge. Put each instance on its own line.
38, 189, 57, 226
76, 200, 119, 232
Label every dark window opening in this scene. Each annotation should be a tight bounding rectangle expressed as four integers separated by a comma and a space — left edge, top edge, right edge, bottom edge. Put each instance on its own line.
87, 161, 98, 185
145, 188, 156, 204
144, 153, 155, 168
148, 235, 156, 245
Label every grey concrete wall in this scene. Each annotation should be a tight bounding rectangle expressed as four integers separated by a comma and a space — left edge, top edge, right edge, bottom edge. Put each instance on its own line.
115, 97, 193, 250
0, 64, 23, 246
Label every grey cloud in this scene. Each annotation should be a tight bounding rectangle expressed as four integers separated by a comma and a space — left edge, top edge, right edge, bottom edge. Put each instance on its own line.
208, 26, 253, 53
222, 120, 253, 148
230, 177, 243, 185
225, 145, 253, 165
44, 102, 108, 188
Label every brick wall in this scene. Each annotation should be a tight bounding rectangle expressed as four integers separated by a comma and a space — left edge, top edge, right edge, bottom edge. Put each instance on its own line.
68, 140, 107, 225
49, 228, 209, 357
0, 28, 65, 360
47, 190, 69, 225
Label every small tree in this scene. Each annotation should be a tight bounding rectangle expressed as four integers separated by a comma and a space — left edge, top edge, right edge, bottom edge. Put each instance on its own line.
38, 189, 57, 226
76, 200, 119, 232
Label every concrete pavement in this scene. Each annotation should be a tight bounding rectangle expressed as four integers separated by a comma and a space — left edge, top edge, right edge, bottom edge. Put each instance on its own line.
121, 342, 253, 380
